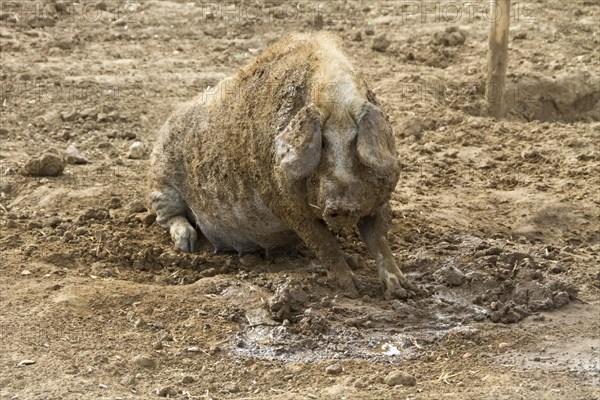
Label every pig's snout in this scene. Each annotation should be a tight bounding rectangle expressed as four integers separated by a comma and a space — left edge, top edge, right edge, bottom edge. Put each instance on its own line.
323, 203, 360, 231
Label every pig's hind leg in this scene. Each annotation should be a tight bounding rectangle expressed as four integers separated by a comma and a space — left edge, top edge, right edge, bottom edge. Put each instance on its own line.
358, 206, 420, 299
150, 185, 198, 253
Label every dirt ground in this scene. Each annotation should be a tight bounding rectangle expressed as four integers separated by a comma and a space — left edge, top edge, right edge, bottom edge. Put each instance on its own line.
1, 1, 599, 399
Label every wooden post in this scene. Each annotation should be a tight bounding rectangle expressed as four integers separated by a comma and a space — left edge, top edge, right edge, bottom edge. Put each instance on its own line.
485, 0, 511, 118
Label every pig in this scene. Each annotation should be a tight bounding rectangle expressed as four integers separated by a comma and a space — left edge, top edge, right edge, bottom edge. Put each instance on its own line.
149, 32, 419, 299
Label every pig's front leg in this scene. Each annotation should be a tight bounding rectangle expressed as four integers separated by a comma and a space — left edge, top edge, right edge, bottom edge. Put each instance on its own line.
294, 219, 360, 297
358, 207, 419, 299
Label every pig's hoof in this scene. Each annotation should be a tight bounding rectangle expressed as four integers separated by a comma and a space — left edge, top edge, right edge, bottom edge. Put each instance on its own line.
383, 275, 420, 300
331, 272, 360, 298
169, 219, 198, 253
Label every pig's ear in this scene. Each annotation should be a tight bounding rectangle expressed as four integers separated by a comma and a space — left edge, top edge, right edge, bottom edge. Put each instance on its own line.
356, 102, 397, 175
275, 104, 322, 181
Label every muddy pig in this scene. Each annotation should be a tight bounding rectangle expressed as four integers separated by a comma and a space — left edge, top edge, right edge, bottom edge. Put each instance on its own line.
149, 32, 418, 298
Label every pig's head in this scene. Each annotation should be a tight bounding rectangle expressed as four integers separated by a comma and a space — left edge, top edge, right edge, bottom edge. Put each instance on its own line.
274, 101, 399, 232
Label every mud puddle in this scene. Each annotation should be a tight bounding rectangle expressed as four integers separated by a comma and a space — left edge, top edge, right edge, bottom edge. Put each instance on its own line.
209, 235, 578, 363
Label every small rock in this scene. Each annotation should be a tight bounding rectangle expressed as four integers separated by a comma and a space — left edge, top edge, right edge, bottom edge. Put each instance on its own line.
498, 342, 510, 350
98, 383, 107, 389
21, 270, 32, 276
364, 28, 375, 36
153, 341, 163, 350
371, 33, 391, 52
65, 144, 89, 165
132, 355, 155, 369
326, 364, 343, 375
156, 386, 177, 397
384, 370, 416, 387
128, 141, 145, 159
24, 153, 65, 177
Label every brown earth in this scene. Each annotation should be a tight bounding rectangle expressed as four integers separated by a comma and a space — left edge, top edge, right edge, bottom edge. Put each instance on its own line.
1, 1, 599, 399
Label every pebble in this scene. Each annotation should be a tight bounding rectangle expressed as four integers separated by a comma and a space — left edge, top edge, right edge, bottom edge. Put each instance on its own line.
128, 141, 145, 159
384, 370, 416, 387
326, 364, 343, 375
21, 270, 32, 276
132, 355, 156, 369
371, 33, 391, 52
498, 342, 510, 350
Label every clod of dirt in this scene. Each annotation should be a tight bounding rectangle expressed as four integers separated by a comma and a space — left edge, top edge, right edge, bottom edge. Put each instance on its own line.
267, 280, 308, 322
78, 208, 109, 223
433, 27, 467, 47
326, 364, 343, 375
24, 153, 65, 177
434, 264, 465, 286
352, 31, 362, 42
142, 212, 157, 228
240, 253, 261, 267
60, 109, 79, 121
371, 33, 391, 52
80, 107, 98, 119
128, 201, 147, 214
128, 141, 145, 159
222, 382, 240, 393
131, 354, 155, 369
384, 370, 416, 387
156, 386, 177, 397
0, 182, 13, 194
